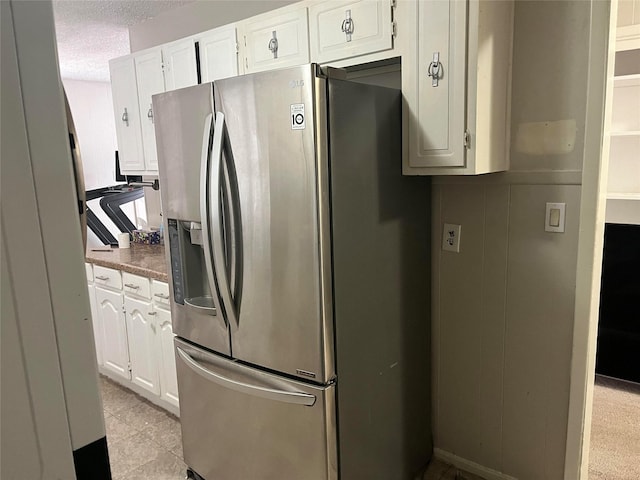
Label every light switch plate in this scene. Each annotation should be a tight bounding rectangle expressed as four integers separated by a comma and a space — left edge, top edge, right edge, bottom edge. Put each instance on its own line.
545, 202, 566, 233
442, 223, 461, 252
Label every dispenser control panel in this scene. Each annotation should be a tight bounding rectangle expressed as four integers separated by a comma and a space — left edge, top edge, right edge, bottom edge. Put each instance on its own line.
167, 219, 185, 305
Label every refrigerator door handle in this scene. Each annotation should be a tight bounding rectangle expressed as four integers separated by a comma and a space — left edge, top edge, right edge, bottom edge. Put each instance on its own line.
176, 347, 317, 406
210, 112, 239, 330
199, 113, 227, 328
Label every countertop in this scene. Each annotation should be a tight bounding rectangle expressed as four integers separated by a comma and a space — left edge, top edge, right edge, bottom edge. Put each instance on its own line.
85, 244, 168, 282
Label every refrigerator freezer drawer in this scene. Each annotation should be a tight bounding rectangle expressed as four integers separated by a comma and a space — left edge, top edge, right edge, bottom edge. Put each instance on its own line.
175, 338, 338, 480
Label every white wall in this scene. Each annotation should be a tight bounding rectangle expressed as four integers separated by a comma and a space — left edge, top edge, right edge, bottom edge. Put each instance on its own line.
63, 79, 117, 189
129, 0, 299, 52
431, 2, 608, 479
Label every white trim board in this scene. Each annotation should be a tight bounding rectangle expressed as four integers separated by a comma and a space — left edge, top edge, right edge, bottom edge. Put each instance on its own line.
434, 449, 518, 480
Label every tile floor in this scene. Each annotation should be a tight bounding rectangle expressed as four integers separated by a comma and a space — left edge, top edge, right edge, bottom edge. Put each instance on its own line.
100, 376, 186, 480
100, 375, 481, 480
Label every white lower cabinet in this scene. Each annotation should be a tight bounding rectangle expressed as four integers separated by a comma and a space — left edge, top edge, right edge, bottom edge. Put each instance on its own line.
96, 286, 130, 380
87, 283, 103, 367
87, 265, 178, 414
125, 296, 160, 395
156, 306, 179, 408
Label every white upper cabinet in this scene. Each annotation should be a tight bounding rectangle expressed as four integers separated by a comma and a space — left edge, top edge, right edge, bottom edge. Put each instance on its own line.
403, 0, 514, 175
109, 56, 145, 173
163, 38, 199, 90
240, 6, 310, 74
134, 48, 165, 173
309, 0, 394, 64
410, 0, 467, 169
110, 42, 198, 176
198, 25, 240, 82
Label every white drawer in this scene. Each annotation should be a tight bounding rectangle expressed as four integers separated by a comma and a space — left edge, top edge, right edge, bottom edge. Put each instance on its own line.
93, 265, 122, 291
151, 280, 171, 308
122, 272, 151, 299
85, 263, 94, 282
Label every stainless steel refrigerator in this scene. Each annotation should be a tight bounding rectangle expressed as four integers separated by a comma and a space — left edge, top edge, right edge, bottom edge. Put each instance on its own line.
153, 64, 431, 480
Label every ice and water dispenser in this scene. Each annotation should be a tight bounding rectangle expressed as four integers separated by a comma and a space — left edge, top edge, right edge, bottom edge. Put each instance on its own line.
166, 218, 217, 315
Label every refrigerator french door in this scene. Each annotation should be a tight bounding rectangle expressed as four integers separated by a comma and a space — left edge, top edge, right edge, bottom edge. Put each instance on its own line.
155, 65, 337, 480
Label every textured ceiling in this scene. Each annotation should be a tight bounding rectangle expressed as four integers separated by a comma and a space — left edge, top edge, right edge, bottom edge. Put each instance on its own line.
53, 0, 194, 82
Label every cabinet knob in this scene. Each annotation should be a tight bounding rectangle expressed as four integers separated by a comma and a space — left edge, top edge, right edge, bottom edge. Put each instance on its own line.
121, 108, 129, 126
427, 52, 443, 87
341, 10, 354, 42
268, 31, 278, 59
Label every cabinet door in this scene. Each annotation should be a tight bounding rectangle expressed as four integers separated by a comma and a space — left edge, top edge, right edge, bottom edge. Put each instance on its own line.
134, 49, 165, 172
109, 56, 145, 173
96, 287, 130, 380
309, 0, 393, 64
407, 0, 467, 169
199, 25, 240, 82
241, 7, 309, 74
156, 306, 179, 408
125, 296, 160, 395
87, 283, 103, 367
163, 39, 198, 91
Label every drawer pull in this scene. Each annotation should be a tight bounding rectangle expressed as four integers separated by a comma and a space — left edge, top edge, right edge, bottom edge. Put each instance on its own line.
95, 275, 109, 281
148, 311, 157, 316
154, 293, 170, 300
124, 283, 140, 289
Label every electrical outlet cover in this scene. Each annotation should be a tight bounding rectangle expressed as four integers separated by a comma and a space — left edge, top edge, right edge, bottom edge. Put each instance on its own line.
442, 223, 461, 252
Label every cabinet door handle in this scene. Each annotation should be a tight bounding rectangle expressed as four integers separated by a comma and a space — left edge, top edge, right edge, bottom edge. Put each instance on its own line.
124, 283, 140, 289
122, 108, 129, 126
427, 52, 443, 87
95, 275, 109, 281
154, 293, 170, 299
147, 105, 154, 123
341, 10, 354, 42
148, 311, 157, 316
268, 31, 278, 59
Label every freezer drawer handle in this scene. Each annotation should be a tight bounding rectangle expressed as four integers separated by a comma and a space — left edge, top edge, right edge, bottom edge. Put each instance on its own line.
176, 347, 316, 407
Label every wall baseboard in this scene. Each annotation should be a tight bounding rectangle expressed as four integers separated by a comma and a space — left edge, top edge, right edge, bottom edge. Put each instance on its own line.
434, 449, 518, 480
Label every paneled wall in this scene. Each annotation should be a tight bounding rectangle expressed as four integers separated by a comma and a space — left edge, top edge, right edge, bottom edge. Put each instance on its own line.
431, 1, 605, 479
432, 183, 581, 479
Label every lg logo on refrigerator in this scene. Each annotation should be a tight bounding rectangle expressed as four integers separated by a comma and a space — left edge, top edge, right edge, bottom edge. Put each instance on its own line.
291, 104, 305, 130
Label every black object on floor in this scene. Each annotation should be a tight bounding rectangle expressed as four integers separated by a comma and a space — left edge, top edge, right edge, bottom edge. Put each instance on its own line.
596, 223, 640, 383
73, 436, 112, 480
